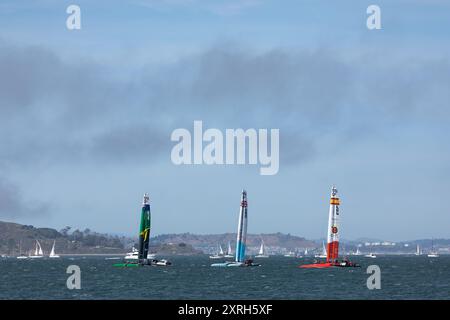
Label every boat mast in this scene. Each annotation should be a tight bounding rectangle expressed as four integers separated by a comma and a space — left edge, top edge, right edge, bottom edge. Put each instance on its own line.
326, 186, 340, 263
138, 193, 151, 262
235, 190, 248, 263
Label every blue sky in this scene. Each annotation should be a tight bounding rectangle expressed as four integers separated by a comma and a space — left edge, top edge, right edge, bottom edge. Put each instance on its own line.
0, 1, 449, 241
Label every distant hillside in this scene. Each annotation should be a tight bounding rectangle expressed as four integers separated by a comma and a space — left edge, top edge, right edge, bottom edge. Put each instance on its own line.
0, 220, 202, 256
152, 232, 318, 254
0, 221, 125, 255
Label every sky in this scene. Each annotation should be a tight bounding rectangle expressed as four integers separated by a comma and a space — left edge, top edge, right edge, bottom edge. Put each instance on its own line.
0, 0, 449, 241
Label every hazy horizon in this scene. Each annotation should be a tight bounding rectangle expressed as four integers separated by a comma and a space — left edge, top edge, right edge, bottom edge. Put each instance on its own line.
1, 1, 449, 242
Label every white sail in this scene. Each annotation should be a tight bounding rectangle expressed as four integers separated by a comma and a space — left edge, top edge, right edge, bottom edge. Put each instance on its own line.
49, 240, 60, 258
227, 242, 232, 255
37, 240, 43, 256
259, 241, 264, 255
219, 245, 224, 256
50, 241, 55, 256
322, 241, 327, 255
34, 241, 39, 256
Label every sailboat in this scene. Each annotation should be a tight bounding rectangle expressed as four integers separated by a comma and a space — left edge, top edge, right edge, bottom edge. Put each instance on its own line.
114, 193, 171, 267
212, 190, 260, 267
300, 186, 360, 268
209, 244, 224, 259
255, 240, 269, 258
352, 247, 362, 256
29, 240, 44, 259
49, 241, 60, 258
427, 239, 439, 258
364, 253, 377, 258
314, 241, 327, 258
17, 241, 28, 259
414, 244, 421, 256
224, 241, 233, 258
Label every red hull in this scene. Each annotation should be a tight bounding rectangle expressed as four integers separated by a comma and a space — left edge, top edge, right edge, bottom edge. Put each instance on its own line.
299, 262, 335, 269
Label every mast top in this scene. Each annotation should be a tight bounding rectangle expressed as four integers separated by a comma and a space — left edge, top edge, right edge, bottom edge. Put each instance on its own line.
143, 193, 150, 205
331, 185, 338, 197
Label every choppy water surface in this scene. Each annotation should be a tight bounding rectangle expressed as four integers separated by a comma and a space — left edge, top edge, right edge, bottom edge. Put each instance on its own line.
1, 255, 449, 299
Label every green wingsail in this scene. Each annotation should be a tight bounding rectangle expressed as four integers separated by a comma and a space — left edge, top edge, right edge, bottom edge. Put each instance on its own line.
138, 193, 151, 261
113, 194, 151, 268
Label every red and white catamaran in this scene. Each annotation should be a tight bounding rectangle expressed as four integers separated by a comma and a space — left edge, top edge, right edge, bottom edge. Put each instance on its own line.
300, 186, 360, 269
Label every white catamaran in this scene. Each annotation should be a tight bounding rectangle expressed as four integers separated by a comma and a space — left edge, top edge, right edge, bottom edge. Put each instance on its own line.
255, 240, 269, 258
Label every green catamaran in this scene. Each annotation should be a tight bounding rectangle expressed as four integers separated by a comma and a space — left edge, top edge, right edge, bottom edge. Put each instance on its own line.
113, 193, 171, 267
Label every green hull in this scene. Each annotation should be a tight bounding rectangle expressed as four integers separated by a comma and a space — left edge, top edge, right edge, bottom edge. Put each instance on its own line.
112, 263, 141, 268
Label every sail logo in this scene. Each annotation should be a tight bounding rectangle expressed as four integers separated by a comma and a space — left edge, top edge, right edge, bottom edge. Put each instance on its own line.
171, 121, 279, 175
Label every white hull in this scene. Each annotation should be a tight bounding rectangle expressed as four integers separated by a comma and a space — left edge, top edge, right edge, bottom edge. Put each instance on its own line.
153, 259, 171, 266
427, 254, 439, 258
29, 255, 44, 259
209, 255, 223, 259
17, 256, 29, 260
314, 254, 327, 258
255, 255, 269, 258
49, 255, 60, 258
365, 254, 376, 258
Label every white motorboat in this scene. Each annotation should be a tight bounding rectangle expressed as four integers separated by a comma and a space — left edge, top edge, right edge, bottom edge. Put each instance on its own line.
284, 251, 296, 257
124, 247, 155, 260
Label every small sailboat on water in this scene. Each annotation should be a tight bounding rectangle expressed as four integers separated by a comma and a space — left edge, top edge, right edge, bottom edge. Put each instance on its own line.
209, 244, 224, 259
314, 241, 327, 258
414, 244, 421, 256
224, 241, 233, 258
255, 240, 269, 258
17, 241, 28, 260
29, 240, 44, 259
49, 240, 60, 258
427, 239, 439, 258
